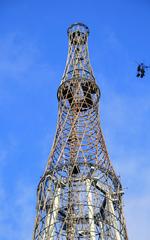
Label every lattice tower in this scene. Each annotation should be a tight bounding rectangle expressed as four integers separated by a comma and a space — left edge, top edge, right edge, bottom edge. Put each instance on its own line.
33, 23, 128, 240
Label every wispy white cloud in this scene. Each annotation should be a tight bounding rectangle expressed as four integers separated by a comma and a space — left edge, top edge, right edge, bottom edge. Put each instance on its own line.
0, 137, 36, 240
125, 195, 150, 240
0, 33, 38, 79
0, 180, 35, 240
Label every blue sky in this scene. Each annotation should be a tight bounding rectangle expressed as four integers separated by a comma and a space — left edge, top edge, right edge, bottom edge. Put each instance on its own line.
0, 0, 150, 239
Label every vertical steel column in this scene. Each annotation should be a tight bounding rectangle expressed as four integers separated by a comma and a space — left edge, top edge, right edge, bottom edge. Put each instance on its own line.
99, 221, 104, 240
66, 111, 77, 240
45, 186, 61, 240
86, 179, 96, 240
107, 193, 121, 240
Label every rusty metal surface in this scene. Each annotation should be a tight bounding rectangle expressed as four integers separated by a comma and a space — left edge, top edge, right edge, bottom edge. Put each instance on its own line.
33, 23, 128, 240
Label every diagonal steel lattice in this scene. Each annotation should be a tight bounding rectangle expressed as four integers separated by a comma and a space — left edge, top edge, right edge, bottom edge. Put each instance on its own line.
33, 23, 128, 240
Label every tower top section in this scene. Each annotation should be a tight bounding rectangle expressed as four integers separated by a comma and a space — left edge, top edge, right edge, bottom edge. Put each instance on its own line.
62, 22, 95, 83
67, 22, 89, 39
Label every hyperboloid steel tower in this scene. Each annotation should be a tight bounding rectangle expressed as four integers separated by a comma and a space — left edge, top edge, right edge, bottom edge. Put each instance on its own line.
33, 23, 128, 240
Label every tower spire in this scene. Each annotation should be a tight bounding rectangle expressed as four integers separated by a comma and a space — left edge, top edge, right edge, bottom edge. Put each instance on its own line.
33, 23, 128, 240
62, 23, 94, 83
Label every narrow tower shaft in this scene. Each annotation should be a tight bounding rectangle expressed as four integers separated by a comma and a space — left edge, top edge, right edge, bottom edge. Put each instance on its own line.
33, 23, 128, 240
62, 23, 94, 82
